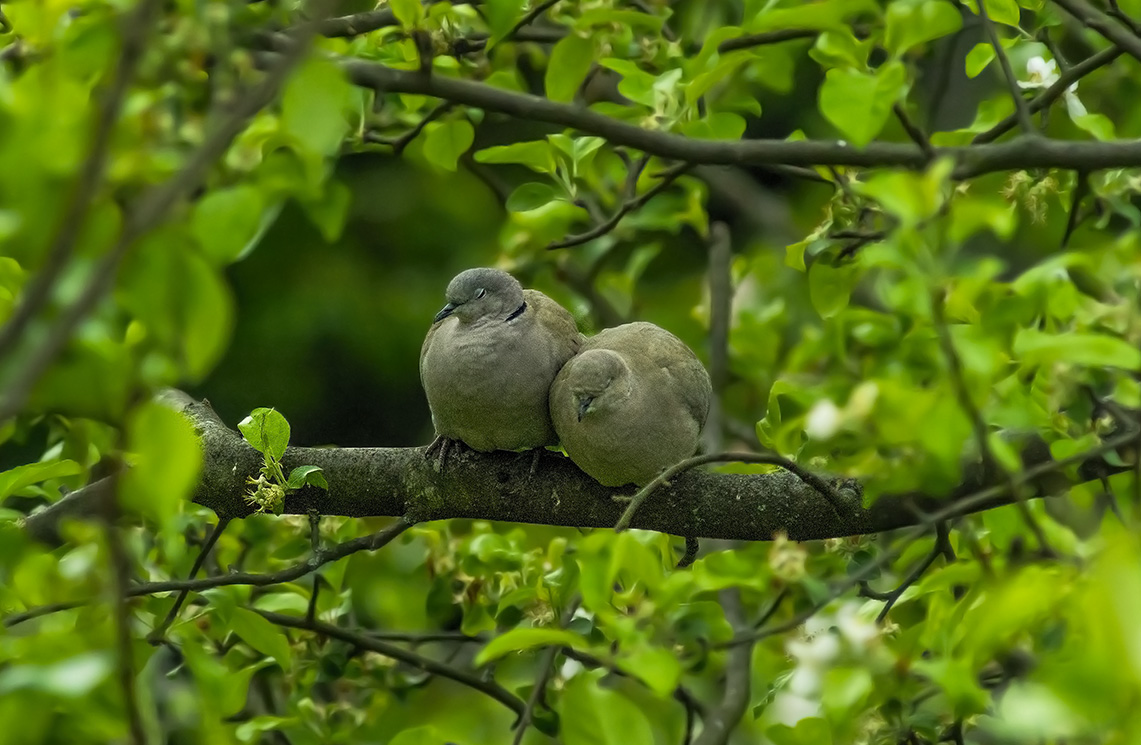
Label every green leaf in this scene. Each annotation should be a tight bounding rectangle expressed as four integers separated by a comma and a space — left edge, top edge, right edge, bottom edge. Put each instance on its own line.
0, 652, 113, 698
1013, 330, 1141, 370
299, 180, 352, 242
575, 8, 665, 31
422, 119, 475, 171
230, 608, 293, 671
475, 628, 587, 666
818, 61, 907, 146
238, 407, 291, 462
390, 726, 447, 745
559, 672, 654, 745
506, 182, 561, 212
120, 401, 203, 525
546, 34, 594, 103
969, 0, 1021, 26
885, 0, 962, 56
485, 0, 526, 40
282, 57, 352, 159
599, 59, 659, 107
808, 261, 856, 319
191, 185, 266, 265
474, 141, 555, 173
389, 0, 423, 27
0, 460, 81, 501
1073, 112, 1115, 141
286, 465, 328, 490
615, 645, 681, 697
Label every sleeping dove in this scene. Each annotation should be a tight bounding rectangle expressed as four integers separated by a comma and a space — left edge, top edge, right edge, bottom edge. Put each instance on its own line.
420, 267, 581, 455
549, 321, 712, 487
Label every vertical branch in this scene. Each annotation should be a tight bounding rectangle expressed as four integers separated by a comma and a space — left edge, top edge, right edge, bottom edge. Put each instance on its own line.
0, 0, 161, 363
101, 478, 146, 745
978, 0, 1036, 135
704, 222, 731, 454
931, 289, 1055, 556
509, 596, 581, 745
693, 589, 751, 745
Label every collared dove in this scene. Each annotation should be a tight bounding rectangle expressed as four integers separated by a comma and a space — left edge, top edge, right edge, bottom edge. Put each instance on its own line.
420, 267, 581, 454
549, 321, 712, 487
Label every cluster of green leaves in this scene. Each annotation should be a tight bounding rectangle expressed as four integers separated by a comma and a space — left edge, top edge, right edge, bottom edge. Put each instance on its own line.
237, 407, 326, 514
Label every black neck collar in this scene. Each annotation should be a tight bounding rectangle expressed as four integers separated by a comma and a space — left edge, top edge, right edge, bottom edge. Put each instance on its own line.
505, 301, 527, 322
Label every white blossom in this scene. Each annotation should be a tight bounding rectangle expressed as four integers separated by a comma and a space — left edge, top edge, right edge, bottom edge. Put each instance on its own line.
1019, 56, 1087, 119
805, 399, 842, 440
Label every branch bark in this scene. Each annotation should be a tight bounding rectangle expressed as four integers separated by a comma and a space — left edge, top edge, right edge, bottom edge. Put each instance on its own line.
340, 58, 1141, 178
21, 390, 1132, 546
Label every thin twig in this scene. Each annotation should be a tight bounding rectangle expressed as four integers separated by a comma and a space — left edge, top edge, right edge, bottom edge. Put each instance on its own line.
978, 0, 1036, 136
694, 589, 751, 745
1052, 0, 1141, 64
864, 522, 952, 623
148, 517, 232, 642
1061, 170, 1091, 248
258, 610, 526, 715
931, 289, 1056, 557
511, 596, 581, 743
705, 222, 731, 452
717, 28, 819, 53
495, 0, 561, 49
100, 478, 147, 745
973, 46, 1122, 144
306, 510, 322, 623
547, 162, 691, 249
892, 103, 934, 158
614, 451, 850, 533
5, 519, 414, 628
364, 102, 455, 155
0, 0, 160, 365
753, 588, 789, 628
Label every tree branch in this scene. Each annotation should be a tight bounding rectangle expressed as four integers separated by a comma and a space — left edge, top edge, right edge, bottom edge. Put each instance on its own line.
1052, 0, 1141, 63
257, 610, 526, 715
979, 0, 1036, 136
694, 589, 751, 745
342, 58, 1141, 178
19, 391, 1136, 549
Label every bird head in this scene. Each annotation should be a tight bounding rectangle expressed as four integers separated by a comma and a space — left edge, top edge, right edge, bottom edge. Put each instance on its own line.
434, 267, 525, 324
567, 350, 629, 421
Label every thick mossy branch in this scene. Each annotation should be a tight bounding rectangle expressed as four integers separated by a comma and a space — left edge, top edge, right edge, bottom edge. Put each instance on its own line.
21, 391, 1126, 545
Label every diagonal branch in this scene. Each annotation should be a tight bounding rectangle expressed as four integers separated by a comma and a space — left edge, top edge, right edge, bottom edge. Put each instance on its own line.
1052, 0, 1141, 63
978, 0, 1036, 136
0, 0, 160, 365
511, 595, 581, 744
258, 609, 527, 715
547, 162, 690, 250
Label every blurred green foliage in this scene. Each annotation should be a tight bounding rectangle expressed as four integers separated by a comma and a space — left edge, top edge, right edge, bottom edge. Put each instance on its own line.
2, 0, 1141, 743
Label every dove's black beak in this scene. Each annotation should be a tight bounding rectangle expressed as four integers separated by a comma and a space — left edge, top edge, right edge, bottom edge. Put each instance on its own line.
433, 302, 457, 323
577, 396, 594, 422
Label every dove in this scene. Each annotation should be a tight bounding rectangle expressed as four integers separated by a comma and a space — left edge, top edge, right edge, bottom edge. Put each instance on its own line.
420, 268, 581, 456
549, 321, 712, 487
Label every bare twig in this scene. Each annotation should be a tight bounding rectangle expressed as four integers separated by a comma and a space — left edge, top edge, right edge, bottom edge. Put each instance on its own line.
978, 0, 1036, 136
973, 46, 1122, 144
0, 0, 160, 365
862, 522, 952, 623
148, 517, 232, 642
753, 588, 789, 628
694, 589, 751, 745
496, 0, 561, 48
258, 610, 527, 715
511, 596, 581, 744
931, 289, 1055, 556
365, 102, 455, 155
704, 222, 732, 454
1052, 0, 1141, 63
717, 28, 819, 53
1061, 170, 1091, 248
102, 481, 146, 745
892, 103, 934, 158
5, 519, 414, 628
614, 451, 851, 533
547, 162, 691, 249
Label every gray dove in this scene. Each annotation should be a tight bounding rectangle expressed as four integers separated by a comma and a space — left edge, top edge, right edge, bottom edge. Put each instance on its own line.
420, 268, 581, 455
549, 321, 712, 486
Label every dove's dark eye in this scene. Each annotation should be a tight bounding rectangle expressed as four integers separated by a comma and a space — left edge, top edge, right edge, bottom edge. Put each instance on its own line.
475, 288, 487, 299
